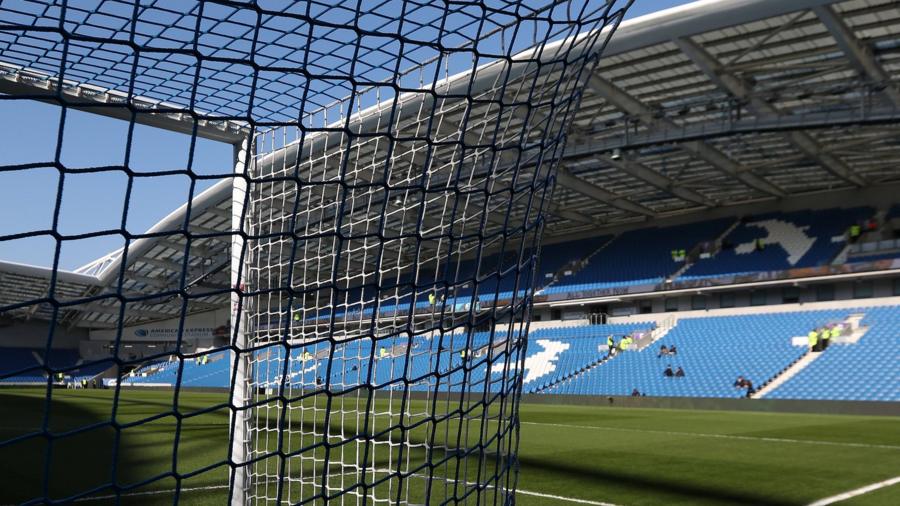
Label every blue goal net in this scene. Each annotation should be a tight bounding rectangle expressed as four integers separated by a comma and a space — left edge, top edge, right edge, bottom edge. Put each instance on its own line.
0, 0, 630, 503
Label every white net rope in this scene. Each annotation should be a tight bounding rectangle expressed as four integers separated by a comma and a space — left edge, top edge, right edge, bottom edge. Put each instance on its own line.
232, 3, 627, 504
0, 0, 628, 503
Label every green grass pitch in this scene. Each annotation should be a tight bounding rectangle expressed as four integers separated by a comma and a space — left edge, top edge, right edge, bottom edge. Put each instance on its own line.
1, 389, 898, 505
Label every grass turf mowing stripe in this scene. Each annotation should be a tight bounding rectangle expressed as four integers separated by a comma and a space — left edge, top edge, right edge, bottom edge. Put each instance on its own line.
806, 476, 900, 506
521, 421, 900, 451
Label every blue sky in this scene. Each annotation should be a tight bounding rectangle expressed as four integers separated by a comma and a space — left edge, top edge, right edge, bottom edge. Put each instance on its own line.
0, 0, 692, 271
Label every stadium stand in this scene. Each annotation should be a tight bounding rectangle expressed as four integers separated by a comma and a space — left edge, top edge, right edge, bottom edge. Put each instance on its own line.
15, 303, 900, 403
845, 252, 900, 263
44, 349, 115, 382
0, 348, 45, 383
544, 309, 857, 398
516, 323, 654, 393
0, 348, 113, 383
683, 207, 874, 279
127, 352, 230, 387
543, 219, 733, 294
766, 306, 900, 402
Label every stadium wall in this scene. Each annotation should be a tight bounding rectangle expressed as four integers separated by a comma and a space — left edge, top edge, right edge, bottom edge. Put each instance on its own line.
101, 387, 900, 417
603, 295, 900, 326
88, 308, 230, 344
534, 277, 900, 321
517, 394, 900, 417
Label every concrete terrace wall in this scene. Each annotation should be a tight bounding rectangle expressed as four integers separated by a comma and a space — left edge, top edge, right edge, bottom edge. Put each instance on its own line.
606, 295, 900, 326
518, 394, 900, 417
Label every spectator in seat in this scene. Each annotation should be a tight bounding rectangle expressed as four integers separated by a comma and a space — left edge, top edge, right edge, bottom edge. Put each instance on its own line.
734, 375, 745, 389
658, 344, 668, 358
820, 325, 832, 351
807, 329, 819, 351
631, 388, 641, 397
669, 345, 678, 356
744, 379, 755, 398
675, 366, 685, 378
663, 365, 674, 377
849, 224, 862, 243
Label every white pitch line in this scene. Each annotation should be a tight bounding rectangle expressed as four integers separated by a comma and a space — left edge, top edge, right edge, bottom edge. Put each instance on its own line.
517, 489, 619, 505
73, 484, 229, 502
71, 475, 619, 506
806, 475, 900, 506
521, 421, 900, 451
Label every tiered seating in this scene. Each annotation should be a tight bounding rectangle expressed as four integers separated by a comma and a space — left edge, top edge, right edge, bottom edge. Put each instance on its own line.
0, 348, 112, 383
439, 237, 612, 302
518, 323, 653, 392
45, 349, 114, 380
887, 204, 900, 220
845, 252, 899, 263
767, 306, 900, 401
548, 310, 844, 397
544, 219, 731, 294
316, 236, 614, 322
683, 207, 873, 279
535, 236, 611, 287
115, 306, 899, 401
129, 352, 230, 387
0, 348, 44, 383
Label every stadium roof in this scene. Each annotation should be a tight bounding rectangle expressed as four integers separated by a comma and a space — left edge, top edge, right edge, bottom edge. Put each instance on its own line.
1, 0, 899, 328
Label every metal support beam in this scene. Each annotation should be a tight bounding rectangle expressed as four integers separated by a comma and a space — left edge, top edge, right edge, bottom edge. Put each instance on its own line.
681, 140, 785, 197
0, 62, 248, 144
65, 301, 176, 320
585, 74, 785, 198
509, 99, 647, 221
813, 5, 900, 107
556, 167, 655, 217
159, 239, 218, 259
603, 156, 714, 207
567, 107, 900, 153
547, 202, 602, 226
674, 37, 866, 187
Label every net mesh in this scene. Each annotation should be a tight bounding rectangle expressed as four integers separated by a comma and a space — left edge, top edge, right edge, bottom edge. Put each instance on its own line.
0, 0, 630, 504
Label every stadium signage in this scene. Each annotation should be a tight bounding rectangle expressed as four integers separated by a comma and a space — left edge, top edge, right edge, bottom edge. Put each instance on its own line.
89, 308, 230, 342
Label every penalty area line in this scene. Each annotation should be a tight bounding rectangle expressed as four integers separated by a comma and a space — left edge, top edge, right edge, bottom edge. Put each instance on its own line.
806, 476, 900, 506
521, 421, 900, 451
517, 489, 619, 505
73, 484, 229, 502
70, 475, 619, 506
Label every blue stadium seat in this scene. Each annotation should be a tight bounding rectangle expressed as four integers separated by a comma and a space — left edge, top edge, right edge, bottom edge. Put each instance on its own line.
683, 207, 873, 279
766, 306, 900, 402
546, 219, 732, 294
545, 310, 848, 398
